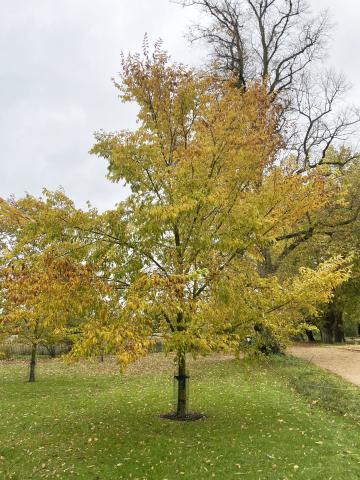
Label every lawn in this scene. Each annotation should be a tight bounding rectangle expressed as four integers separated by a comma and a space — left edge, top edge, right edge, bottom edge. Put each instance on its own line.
1, 353, 360, 480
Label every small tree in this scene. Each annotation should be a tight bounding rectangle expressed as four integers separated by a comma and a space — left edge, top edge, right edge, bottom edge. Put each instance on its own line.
0, 247, 107, 382
0, 197, 111, 382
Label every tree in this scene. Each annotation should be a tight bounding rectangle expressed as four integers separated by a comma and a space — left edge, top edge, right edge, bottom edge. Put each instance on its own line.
0, 196, 112, 382
179, 0, 327, 94
177, 1, 360, 350
85, 45, 349, 418
178, 0, 360, 171
275, 159, 360, 343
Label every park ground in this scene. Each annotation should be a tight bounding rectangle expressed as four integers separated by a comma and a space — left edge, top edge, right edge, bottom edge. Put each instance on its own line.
2, 351, 360, 479
290, 344, 360, 386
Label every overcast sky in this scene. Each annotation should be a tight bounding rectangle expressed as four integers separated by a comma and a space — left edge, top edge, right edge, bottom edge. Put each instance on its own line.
1, 0, 360, 211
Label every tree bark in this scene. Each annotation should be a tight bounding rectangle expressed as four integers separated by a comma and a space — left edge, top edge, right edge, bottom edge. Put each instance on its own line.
254, 323, 283, 354
29, 344, 37, 383
321, 323, 334, 344
254, 249, 283, 355
321, 301, 345, 344
334, 312, 345, 343
176, 353, 187, 417
305, 330, 316, 342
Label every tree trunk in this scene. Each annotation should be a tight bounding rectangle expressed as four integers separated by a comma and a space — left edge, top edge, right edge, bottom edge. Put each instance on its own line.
29, 344, 37, 383
321, 323, 334, 344
321, 302, 345, 344
176, 353, 187, 417
305, 330, 316, 343
255, 249, 283, 355
334, 311, 345, 343
254, 323, 283, 354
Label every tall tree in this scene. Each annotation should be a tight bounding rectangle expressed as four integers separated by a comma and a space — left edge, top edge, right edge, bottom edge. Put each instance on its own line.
179, 0, 327, 94
177, 1, 360, 348
86, 45, 349, 417
275, 159, 360, 343
178, 0, 360, 171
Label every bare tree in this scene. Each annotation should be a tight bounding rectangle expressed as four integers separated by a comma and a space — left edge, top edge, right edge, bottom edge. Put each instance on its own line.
290, 71, 360, 172
179, 0, 328, 93
177, 0, 360, 170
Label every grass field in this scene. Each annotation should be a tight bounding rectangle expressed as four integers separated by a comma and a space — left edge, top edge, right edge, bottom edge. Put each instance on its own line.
1, 353, 360, 480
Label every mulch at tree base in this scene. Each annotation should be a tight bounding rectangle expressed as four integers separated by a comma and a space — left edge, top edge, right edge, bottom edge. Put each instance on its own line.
160, 412, 206, 421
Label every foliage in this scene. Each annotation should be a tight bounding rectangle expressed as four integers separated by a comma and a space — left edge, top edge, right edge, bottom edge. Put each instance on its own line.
87, 45, 350, 370
0, 195, 120, 379
0, 248, 104, 348
271, 158, 360, 341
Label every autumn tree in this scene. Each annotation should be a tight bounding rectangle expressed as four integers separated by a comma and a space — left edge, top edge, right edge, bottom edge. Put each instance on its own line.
274, 159, 360, 343
177, 1, 360, 349
83, 45, 349, 418
0, 195, 113, 382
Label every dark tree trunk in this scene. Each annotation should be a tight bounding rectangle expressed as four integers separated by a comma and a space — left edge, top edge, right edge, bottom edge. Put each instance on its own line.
176, 354, 187, 418
321, 323, 334, 344
29, 344, 37, 383
305, 330, 316, 343
254, 249, 283, 355
334, 312, 345, 343
321, 302, 345, 344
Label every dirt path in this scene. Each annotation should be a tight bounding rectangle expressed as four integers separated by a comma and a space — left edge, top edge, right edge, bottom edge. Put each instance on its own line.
289, 344, 360, 386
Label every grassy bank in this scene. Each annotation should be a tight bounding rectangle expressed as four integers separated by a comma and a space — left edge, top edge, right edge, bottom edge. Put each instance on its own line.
1, 354, 360, 479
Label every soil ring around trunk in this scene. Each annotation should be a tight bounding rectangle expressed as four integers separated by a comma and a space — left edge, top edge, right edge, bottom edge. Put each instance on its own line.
160, 412, 206, 421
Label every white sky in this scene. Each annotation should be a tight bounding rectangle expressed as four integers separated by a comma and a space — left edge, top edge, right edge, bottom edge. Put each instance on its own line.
1, 0, 360, 211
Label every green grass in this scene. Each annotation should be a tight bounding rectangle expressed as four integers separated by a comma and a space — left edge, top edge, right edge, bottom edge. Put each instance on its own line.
1, 354, 360, 480
267, 354, 360, 424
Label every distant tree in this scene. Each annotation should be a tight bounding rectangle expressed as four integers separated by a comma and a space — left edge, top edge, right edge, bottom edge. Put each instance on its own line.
177, 1, 360, 349
178, 0, 360, 168
0, 196, 112, 382
277, 159, 360, 343
179, 0, 327, 92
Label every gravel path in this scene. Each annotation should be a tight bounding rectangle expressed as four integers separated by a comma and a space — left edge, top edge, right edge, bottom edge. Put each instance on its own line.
289, 344, 360, 386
